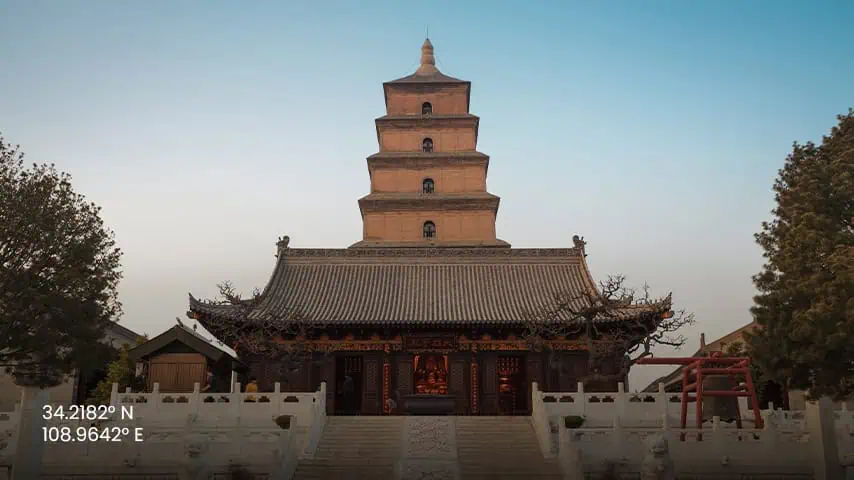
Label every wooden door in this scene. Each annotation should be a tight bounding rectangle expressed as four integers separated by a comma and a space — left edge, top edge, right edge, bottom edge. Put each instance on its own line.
525, 354, 544, 413
363, 355, 380, 415
395, 354, 414, 397
148, 353, 206, 393
480, 353, 498, 415
497, 355, 525, 415
449, 354, 469, 414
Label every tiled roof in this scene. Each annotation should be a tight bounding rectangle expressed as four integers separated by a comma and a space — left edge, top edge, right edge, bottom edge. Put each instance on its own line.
189, 248, 670, 327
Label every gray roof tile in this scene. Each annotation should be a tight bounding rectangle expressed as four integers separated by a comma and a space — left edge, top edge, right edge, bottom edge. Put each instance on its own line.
189, 248, 669, 327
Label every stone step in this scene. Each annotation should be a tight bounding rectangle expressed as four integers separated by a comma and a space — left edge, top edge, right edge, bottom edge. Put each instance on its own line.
458, 448, 544, 454
294, 474, 395, 480
297, 460, 395, 468
460, 460, 560, 467
293, 458, 396, 480
312, 452, 401, 460
315, 442, 401, 449
460, 472, 563, 480
316, 433, 401, 440
293, 469, 395, 480
458, 444, 542, 450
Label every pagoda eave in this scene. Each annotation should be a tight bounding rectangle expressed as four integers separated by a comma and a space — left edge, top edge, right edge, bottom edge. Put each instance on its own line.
367, 152, 489, 172
358, 193, 500, 215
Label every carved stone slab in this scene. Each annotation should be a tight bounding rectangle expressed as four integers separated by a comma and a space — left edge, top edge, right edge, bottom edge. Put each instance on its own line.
401, 417, 458, 459
397, 417, 460, 480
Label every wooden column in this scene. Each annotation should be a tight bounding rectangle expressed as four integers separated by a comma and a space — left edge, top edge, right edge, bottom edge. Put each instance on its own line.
382, 351, 391, 414
470, 354, 480, 414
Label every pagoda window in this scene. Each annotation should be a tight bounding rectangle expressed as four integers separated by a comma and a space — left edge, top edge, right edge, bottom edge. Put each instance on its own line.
422, 178, 435, 194
423, 221, 436, 239
422, 138, 433, 153
422, 102, 432, 116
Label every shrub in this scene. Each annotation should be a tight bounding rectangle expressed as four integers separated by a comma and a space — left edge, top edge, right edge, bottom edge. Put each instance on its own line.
274, 415, 291, 429
563, 415, 585, 429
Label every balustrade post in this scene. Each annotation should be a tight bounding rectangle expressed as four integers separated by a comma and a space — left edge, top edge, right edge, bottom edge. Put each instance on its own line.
577, 382, 586, 418
10, 387, 48, 480
152, 383, 160, 413
710, 416, 727, 457
109, 382, 119, 409
231, 383, 242, 417
658, 383, 669, 420
191, 383, 201, 415
806, 397, 844, 480
319, 382, 327, 414
616, 382, 626, 420
274, 382, 282, 414
611, 415, 623, 453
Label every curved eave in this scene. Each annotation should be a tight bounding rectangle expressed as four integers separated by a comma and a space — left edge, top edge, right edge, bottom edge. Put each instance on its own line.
187, 294, 244, 321
357, 192, 500, 216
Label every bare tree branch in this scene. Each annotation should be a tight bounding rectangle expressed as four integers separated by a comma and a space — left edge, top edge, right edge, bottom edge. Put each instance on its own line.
198, 281, 329, 376
521, 274, 695, 388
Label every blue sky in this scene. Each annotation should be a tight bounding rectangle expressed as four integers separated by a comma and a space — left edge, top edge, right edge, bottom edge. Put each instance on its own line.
1, 1, 852, 389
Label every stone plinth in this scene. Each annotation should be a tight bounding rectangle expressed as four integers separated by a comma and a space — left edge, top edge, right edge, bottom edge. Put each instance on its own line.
403, 395, 456, 416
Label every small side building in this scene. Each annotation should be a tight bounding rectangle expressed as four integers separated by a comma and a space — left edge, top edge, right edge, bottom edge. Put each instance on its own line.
129, 323, 246, 393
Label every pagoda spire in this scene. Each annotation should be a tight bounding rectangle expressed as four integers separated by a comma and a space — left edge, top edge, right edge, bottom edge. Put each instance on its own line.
415, 38, 438, 76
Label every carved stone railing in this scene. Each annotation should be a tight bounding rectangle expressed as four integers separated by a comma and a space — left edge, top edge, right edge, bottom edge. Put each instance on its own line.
548, 397, 852, 479
302, 382, 327, 458
0, 383, 326, 478
0, 405, 20, 472
109, 381, 322, 432
530, 382, 555, 459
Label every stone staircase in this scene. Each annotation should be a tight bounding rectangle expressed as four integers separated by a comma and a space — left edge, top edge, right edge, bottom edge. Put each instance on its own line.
455, 416, 563, 479
293, 415, 561, 480
292, 416, 403, 480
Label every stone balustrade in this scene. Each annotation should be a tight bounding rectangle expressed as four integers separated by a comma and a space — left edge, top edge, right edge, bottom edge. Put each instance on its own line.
0, 382, 327, 479
531, 383, 854, 480
3, 382, 854, 479
108, 381, 322, 430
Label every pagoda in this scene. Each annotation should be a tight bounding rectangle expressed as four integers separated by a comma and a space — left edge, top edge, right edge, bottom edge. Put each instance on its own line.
352, 39, 507, 248
189, 40, 670, 416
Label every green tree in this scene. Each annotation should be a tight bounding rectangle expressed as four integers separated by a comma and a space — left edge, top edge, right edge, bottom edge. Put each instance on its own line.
0, 134, 123, 386
87, 336, 148, 405
746, 110, 854, 400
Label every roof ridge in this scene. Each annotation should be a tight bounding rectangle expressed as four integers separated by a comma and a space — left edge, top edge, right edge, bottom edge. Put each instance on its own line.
280, 247, 585, 258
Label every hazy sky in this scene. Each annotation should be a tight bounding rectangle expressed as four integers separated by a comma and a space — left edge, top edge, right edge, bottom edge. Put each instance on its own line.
2, 1, 852, 390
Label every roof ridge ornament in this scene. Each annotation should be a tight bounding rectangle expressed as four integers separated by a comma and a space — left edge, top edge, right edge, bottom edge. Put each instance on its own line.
276, 235, 290, 257
572, 235, 587, 257
416, 38, 439, 76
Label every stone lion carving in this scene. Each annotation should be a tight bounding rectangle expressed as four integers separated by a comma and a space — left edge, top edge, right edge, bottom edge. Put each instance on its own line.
640, 434, 675, 480
182, 434, 211, 480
